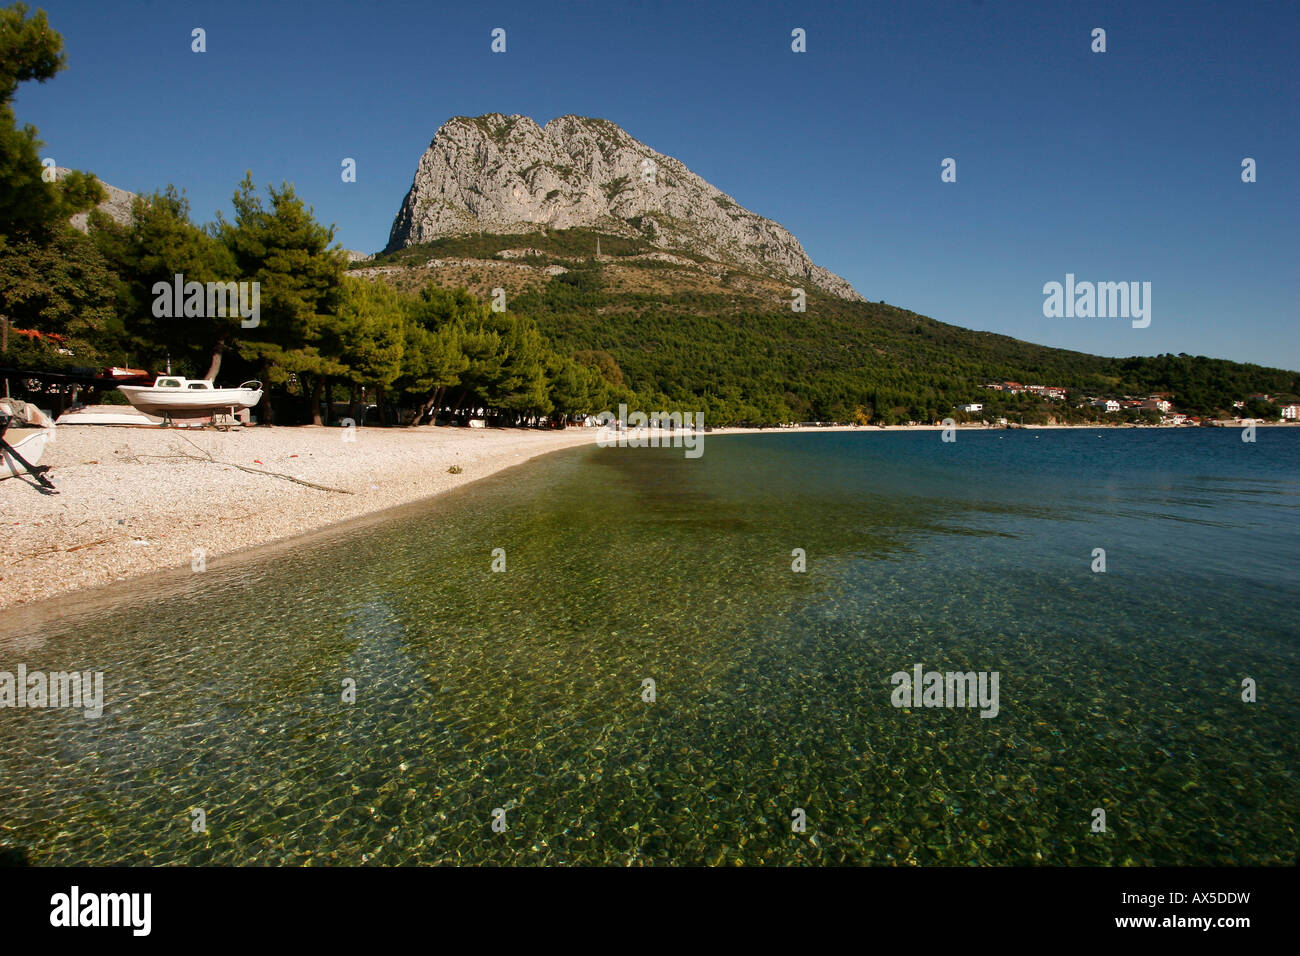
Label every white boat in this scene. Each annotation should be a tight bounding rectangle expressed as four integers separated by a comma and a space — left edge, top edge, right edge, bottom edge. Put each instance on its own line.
117, 376, 262, 423
1, 428, 49, 479
56, 404, 164, 427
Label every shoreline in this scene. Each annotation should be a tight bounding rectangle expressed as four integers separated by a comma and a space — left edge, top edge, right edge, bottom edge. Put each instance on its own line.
1, 425, 606, 612
2, 420, 1294, 611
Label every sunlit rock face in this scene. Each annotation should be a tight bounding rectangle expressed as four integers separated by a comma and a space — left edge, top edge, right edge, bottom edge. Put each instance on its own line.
386, 113, 863, 302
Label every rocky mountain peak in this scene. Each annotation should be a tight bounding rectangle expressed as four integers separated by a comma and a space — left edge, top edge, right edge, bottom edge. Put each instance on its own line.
385, 113, 863, 301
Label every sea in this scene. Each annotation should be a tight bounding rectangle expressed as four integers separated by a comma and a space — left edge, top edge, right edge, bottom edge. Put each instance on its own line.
0, 428, 1295, 865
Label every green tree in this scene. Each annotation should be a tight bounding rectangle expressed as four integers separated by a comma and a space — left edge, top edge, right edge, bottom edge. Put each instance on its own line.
572, 348, 625, 388
216, 174, 347, 422
0, 3, 102, 245
399, 320, 468, 424
90, 187, 239, 378
0, 226, 116, 361
1242, 397, 1278, 421
335, 276, 404, 421
395, 284, 481, 425
0, 2, 108, 379
456, 309, 552, 422
547, 353, 605, 423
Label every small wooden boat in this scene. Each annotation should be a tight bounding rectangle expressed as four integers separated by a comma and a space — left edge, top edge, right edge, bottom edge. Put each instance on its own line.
116, 376, 262, 425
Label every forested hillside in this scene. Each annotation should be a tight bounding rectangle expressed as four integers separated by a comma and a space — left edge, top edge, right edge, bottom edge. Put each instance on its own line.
359, 229, 1299, 424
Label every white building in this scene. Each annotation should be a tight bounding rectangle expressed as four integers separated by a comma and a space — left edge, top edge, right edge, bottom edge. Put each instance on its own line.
958, 403, 984, 413
1093, 399, 1120, 413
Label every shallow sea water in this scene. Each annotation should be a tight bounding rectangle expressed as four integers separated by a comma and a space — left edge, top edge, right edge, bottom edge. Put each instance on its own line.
0, 429, 1296, 865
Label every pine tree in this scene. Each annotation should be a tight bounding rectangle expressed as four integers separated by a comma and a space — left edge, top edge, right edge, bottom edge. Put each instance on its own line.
0, 3, 103, 246
216, 174, 347, 422
90, 187, 239, 378
336, 276, 405, 421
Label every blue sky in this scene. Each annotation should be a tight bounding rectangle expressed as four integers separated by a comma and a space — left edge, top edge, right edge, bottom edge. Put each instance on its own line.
15, 0, 1299, 370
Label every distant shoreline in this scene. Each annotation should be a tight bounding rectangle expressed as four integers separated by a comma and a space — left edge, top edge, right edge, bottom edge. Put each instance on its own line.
716, 421, 1300, 432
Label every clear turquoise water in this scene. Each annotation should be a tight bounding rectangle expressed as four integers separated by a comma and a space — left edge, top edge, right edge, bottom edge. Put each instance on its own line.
0, 429, 1296, 865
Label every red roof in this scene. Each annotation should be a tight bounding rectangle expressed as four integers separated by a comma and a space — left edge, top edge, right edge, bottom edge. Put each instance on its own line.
11, 328, 67, 343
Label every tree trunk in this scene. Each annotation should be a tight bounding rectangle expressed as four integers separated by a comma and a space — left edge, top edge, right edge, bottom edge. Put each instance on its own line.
375, 384, 387, 426
324, 380, 334, 425
409, 395, 431, 426
410, 385, 446, 426
202, 335, 227, 381
257, 362, 273, 425
310, 377, 324, 426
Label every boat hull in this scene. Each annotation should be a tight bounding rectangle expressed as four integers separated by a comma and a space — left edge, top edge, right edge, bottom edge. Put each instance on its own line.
56, 405, 165, 427
117, 386, 263, 417
1, 429, 49, 479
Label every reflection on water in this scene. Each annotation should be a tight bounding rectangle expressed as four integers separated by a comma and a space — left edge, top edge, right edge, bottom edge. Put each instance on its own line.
0, 430, 1296, 865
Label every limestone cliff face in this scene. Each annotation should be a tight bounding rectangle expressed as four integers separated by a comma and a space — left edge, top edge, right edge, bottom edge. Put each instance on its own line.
55, 167, 135, 232
385, 114, 863, 301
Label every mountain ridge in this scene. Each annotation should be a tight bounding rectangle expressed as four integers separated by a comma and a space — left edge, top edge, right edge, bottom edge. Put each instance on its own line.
384, 113, 864, 302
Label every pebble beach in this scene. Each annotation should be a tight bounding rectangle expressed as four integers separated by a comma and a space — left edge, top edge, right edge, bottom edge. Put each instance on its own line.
0, 424, 604, 610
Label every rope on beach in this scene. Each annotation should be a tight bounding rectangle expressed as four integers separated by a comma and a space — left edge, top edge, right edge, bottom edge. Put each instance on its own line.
127, 435, 355, 495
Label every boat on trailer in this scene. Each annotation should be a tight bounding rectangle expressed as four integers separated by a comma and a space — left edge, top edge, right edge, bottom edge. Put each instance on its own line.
116, 376, 262, 426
